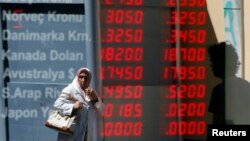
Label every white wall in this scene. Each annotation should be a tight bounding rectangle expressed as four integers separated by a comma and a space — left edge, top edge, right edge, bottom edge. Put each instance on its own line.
206, 0, 225, 42
244, 0, 250, 81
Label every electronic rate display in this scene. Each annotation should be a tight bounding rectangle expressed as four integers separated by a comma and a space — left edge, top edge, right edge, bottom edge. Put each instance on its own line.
99, 0, 216, 141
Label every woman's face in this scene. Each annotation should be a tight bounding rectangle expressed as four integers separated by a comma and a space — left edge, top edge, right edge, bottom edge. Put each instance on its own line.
78, 71, 90, 90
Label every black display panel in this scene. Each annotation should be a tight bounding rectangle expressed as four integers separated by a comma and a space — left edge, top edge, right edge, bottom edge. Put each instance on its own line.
0, 1, 219, 141
99, 0, 217, 141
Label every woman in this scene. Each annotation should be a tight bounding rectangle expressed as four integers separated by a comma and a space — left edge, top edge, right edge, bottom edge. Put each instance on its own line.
53, 67, 105, 141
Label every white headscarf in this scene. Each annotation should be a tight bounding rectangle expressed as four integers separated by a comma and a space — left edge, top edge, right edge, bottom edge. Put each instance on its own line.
70, 67, 92, 101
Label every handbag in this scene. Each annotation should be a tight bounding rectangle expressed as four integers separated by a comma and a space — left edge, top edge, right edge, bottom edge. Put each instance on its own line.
45, 110, 76, 135
45, 92, 78, 135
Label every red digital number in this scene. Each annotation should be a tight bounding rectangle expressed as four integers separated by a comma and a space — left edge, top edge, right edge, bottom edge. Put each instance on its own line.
166, 0, 206, 7
103, 0, 113, 5
100, 66, 104, 80
102, 28, 143, 43
102, 103, 142, 118
165, 11, 206, 25
163, 66, 206, 80
166, 29, 206, 43
105, 9, 144, 24
119, 0, 143, 5
103, 103, 114, 118
103, 85, 143, 99
164, 84, 206, 99
165, 102, 205, 117
163, 47, 206, 62
101, 122, 143, 137
103, 0, 143, 6
101, 47, 143, 62
165, 121, 205, 136
119, 103, 142, 118
101, 66, 143, 80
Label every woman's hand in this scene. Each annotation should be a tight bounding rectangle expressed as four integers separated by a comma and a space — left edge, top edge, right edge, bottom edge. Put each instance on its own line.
85, 88, 99, 103
73, 101, 83, 109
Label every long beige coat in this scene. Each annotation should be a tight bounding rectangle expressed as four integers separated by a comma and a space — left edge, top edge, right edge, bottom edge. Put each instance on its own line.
54, 84, 104, 141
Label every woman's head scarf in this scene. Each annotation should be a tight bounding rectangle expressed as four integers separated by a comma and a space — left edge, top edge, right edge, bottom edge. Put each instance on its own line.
70, 67, 92, 94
